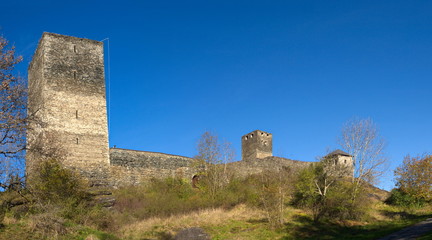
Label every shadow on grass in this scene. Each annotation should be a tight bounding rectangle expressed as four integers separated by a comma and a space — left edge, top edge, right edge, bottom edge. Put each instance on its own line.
281, 212, 432, 240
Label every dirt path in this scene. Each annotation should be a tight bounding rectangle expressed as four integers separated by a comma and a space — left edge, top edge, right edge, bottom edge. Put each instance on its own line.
378, 218, 432, 240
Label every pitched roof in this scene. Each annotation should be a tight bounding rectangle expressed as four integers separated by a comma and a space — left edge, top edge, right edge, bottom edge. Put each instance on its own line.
327, 149, 352, 157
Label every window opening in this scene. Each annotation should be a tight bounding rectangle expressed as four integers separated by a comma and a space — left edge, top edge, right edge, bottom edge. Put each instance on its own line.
76, 110, 78, 119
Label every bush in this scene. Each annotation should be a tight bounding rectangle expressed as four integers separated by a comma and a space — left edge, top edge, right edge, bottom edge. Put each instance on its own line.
30, 158, 89, 204
114, 177, 203, 220
113, 176, 261, 222
292, 164, 371, 221
386, 188, 426, 209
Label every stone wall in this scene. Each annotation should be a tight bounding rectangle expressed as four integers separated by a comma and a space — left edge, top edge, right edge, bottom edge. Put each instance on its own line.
227, 156, 312, 177
27, 33, 110, 186
109, 148, 198, 187
26, 32, 352, 189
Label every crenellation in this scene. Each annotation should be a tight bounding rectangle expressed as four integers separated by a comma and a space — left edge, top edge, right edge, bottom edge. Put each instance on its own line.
242, 130, 273, 161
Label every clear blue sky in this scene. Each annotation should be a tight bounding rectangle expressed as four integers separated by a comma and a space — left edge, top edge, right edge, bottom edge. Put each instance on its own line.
2, 0, 431, 190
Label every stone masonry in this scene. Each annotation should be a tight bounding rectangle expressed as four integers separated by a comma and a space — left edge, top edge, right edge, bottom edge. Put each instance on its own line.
26, 32, 354, 188
242, 130, 273, 161
27, 33, 110, 185
109, 148, 196, 186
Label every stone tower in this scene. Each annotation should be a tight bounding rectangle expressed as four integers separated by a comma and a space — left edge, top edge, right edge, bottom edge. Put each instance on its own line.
241, 130, 273, 161
325, 150, 354, 177
27, 32, 109, 185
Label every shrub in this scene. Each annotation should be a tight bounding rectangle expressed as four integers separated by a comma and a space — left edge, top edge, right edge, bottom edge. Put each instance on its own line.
30, 158, 89, 204
386, 188, 426, 209
293, 164, 371, 221
114, 177, 203, 220
113, 176, 262, 222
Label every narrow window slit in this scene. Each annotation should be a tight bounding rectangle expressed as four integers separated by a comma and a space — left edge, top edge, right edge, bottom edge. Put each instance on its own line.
76, 138, 79, 144
76, 110, 78, 119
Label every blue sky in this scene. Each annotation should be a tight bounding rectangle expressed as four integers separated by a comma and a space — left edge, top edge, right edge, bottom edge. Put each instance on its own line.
2, 0, 431, 190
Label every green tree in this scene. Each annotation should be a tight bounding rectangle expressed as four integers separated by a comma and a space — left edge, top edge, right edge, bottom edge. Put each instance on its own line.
293, 154, 362, 222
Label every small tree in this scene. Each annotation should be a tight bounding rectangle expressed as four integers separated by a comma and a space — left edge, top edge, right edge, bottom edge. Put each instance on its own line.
293, 154, 357, 221
195, 131, 235, 199
394, 154, 432, 202
257, 168, 292, 228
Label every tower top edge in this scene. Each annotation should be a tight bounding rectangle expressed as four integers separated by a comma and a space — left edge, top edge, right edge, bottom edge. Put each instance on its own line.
242, 130, 272, 138
42, 32, 103, 45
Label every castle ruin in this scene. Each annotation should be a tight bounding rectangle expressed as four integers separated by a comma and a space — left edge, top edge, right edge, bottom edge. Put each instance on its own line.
26, 33, 353, 187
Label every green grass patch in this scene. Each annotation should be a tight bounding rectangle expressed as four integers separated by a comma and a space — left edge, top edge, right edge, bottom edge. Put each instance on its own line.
205, 219, 283, 240
282, 212, 432, 240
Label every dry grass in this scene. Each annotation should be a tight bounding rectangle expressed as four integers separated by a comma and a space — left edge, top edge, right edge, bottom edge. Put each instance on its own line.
118, 204, 265, 239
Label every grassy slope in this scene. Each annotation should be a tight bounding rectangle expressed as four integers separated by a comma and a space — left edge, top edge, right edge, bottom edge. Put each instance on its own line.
0, 217, 118, 240
117, 203, 432, 240
1, 202, 430, 239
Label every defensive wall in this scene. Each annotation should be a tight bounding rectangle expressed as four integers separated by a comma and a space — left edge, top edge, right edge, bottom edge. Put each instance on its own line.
109, 148, 198, 187
26, 33, 352, 188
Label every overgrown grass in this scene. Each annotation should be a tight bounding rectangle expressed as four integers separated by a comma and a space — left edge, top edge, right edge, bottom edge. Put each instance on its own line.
0, 220, 118, 240
281, 203, 432, 240
116, 200, 432, 240
1, 170, 431, 239
113, 177, 259, 223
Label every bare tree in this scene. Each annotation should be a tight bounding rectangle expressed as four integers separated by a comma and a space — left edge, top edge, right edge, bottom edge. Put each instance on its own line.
257, 167, 292, 228
338, 118, 387, 200
195, 131, 235, 199
0, 35, 27, 189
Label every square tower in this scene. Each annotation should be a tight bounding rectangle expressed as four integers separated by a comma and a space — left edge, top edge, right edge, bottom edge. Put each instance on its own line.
27, 33, 109, 185
241, 130, 273, 161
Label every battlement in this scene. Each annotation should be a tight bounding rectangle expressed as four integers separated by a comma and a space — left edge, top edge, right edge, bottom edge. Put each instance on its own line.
242, 130, 273, 161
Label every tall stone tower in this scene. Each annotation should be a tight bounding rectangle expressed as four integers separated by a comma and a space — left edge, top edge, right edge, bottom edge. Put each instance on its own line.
241, 130, 273, 161
27, 32, 109, 185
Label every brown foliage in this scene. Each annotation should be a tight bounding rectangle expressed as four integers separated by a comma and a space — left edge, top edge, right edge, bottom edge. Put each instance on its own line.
0, 35, 27, 188
395, 154, 432, 201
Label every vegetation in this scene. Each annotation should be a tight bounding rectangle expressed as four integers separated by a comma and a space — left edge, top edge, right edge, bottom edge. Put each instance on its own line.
2, 158, 430, 239
394, 154, 432, 202
293, 158, 371, 222
0, 34, 430, 239
195, 131, 235, 200
0, 35, 27, 189
338, 118, 387, 204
